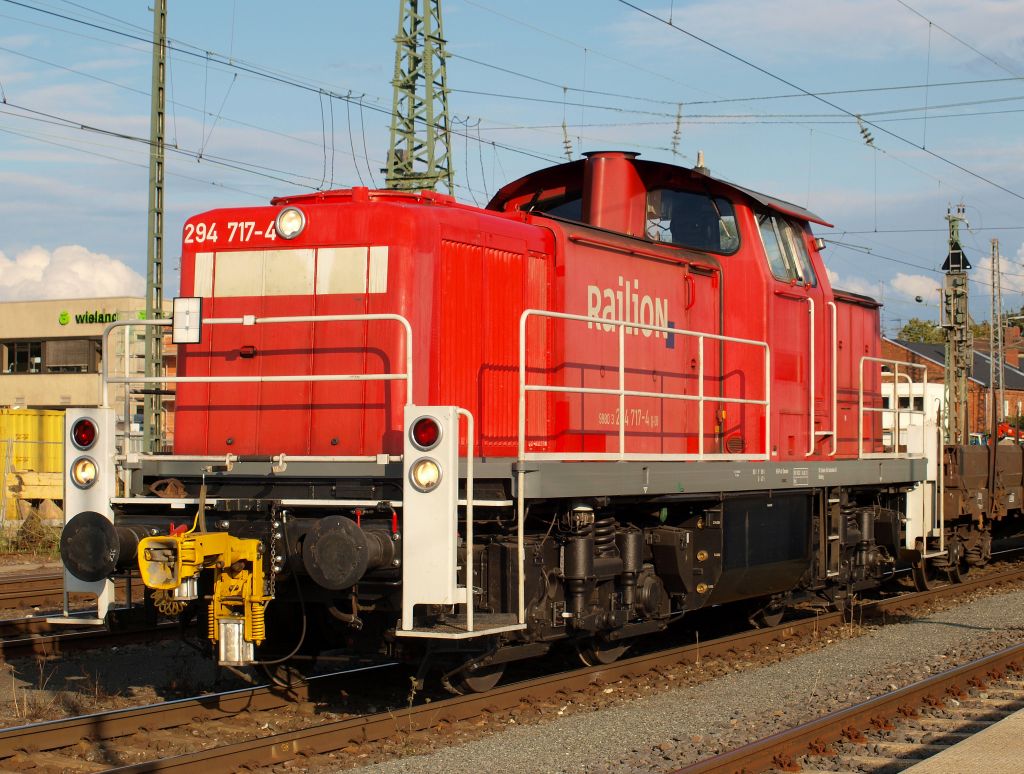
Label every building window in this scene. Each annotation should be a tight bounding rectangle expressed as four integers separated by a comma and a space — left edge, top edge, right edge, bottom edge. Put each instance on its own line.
45, 339, 98, 373
3, 339, 99, 374
5, 341, 42, 373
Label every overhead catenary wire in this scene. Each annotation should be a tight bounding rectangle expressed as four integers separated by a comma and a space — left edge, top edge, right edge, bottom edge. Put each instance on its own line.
3, 0, 1008, 213
0, 121, 269, 198
357, 96, 379, 189
613, 0, 1024, 204
894, 0, 1024, 79
0, 0, 564, 169
451, 48, 1024, 111
3, 0, 1018, 256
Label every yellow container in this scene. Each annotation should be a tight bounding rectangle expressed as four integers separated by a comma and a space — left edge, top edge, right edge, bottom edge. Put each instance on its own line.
0, 408, 64, 473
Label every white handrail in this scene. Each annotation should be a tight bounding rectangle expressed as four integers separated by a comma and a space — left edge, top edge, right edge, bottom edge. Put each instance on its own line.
455, 407, 475, 633
518, 309, 771, 463
858, 356, 929, 459
97, 315, 413, 458
100, 314, 414, 419
806, 296, 816, 457
827, 301, 838, 457
807, 299, 839, 457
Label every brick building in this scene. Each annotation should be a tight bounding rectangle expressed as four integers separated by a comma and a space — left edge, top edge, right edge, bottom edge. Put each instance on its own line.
882, 336, 1024, 435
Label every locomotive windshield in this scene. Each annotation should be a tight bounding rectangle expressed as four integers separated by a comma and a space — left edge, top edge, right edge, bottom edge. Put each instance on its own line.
757, 212, 817, 286
646, 189, 739, 254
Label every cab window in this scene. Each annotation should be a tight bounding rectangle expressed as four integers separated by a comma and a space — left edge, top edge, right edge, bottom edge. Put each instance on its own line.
528, 192, 583, 222
646, 189, 739, 254
757, 212, 817, 286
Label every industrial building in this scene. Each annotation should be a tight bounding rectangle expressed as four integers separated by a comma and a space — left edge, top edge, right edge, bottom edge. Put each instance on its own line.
0, 297, 174, 521
0, 296, 171, 410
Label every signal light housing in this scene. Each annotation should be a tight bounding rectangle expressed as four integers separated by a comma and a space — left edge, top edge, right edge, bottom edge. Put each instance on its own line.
71, 418, 97, 449
410, 416, 441, 450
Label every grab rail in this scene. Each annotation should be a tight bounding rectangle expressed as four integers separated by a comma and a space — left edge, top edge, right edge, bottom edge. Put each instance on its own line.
858, 356, 929, 459
517, 309, 771, 463
100, 313, 414, 459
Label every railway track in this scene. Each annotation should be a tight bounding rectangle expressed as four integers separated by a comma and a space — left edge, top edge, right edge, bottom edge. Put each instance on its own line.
682, 644, 1024, 773
0, 572, 165, 660
0, 572, 68, 610
0, 615, 175, 660
0, 563, 1021, 773
0, 572, 142, 611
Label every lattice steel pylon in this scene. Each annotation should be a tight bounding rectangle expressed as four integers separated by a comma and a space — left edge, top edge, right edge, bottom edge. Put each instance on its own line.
385, 0, 454, 193
143, 0, 167, 453
941, 204, 972, 444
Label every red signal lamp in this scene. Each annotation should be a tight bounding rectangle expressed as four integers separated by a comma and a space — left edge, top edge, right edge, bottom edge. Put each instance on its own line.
71, 418, 97, 449
411, 416, 441, 450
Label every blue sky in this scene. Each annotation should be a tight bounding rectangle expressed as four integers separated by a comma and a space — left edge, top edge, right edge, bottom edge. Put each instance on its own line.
1, 0, 1023, 334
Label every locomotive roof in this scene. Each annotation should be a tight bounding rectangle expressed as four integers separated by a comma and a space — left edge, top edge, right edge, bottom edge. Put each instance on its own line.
487, 154, 833, 228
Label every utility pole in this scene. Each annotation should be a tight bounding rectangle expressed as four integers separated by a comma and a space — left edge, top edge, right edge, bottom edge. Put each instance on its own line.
989, 237, 1005, 518
940, 204, 971, 444
385, 0, 454, 193
143, 0, 167, 453
990, 238, 1004, 424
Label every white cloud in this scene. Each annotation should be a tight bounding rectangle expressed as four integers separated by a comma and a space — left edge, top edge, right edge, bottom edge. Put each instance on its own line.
966, 241, 1024, 299
890, 272, 941, 301
0, 245, 144, 301
826, 267, 882, 298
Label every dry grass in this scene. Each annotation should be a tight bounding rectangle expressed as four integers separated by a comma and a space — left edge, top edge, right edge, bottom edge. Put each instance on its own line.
0, 505, 60, 558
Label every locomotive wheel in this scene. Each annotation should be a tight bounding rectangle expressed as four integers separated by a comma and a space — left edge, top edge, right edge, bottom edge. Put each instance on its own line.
911, 558, 944, 591
578, 638, 629, 666
448, 662, 505, 694
947, 543, 967, 584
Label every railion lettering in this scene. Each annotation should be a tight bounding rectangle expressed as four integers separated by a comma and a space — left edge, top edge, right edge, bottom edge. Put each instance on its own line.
586, 276, 669, 339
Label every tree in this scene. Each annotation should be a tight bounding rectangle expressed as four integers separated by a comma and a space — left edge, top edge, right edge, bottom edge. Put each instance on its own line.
897, 317, 943, 343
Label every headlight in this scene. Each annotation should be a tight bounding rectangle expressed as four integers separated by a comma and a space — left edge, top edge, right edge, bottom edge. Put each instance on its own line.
409, 458, 441, 492
275, 207, 306, 239
71, 418, 97, 449
70, 456, 98, 488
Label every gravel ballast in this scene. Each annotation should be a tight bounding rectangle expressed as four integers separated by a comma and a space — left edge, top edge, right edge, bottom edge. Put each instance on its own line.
347, 587, 1024, 774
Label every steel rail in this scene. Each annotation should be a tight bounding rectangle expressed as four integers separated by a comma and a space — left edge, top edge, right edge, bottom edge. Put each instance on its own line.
0, 572, 141, 609
677, 642, 1024, 774
0, 572, 65, 607
2, 564, 1017, 773
0, 619, 176, 660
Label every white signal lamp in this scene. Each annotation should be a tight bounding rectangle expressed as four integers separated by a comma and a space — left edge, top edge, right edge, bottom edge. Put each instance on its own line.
409, 458, 442, 492
70, 456, 98, 488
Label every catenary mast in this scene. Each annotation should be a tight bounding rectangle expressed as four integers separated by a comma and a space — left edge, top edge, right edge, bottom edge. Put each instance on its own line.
385, 0, 454, 192
941, 205, 971, 444
143, 0, 167, 452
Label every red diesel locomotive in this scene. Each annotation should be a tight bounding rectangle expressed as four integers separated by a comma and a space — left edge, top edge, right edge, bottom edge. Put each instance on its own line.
59, 151, 977, 690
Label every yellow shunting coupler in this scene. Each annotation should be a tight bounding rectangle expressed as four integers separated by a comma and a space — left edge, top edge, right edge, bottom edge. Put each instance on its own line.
137, 529, 271, 665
